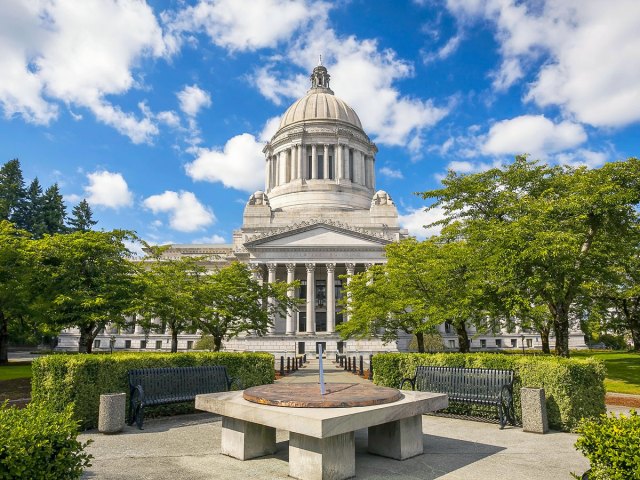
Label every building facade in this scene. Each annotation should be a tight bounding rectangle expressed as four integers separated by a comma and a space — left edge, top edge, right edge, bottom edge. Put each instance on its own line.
57, 64, 586, 354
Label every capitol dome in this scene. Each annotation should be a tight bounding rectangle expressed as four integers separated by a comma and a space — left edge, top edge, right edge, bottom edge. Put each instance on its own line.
261, 63, 378, 211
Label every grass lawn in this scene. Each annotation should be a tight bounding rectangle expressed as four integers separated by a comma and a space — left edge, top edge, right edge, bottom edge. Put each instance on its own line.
572, 350, 640, 395
0, 363, 32, 381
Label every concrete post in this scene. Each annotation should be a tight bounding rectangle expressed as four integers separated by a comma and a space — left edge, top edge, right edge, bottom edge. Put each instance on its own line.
521, 387, 548, 434
98, 393, 126, 434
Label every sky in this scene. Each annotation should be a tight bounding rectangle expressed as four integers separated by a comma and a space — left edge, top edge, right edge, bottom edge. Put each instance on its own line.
1, 0, 639, 251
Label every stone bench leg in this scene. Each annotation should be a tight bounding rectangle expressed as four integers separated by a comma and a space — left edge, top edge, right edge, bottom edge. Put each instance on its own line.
289, 431, 355, 480
221, 416, 276, 460
368, 415, 423, 460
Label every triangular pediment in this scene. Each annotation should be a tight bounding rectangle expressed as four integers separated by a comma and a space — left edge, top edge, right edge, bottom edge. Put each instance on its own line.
244, 222, 391, 248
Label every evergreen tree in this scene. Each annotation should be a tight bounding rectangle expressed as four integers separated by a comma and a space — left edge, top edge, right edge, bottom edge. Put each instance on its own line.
68, 199, 97, 232
41, 184, 67, 235
23, 178, 46, 238
0, 159, 28, 228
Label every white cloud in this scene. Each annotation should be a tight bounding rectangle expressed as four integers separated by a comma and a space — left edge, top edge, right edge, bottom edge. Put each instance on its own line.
157, 110, 181, 128
0, 0, 168, 142
166, 0, 329, 52
554, 149, 609, 169
192, 234, 227, 244
177, 84, 211, 117
259, 116, 282, 142
248, 16, 448, 152
143, 190, 215, 232
398, 206, 447, 240
422, 33, 463, 64
186, 133, 265, 192
84, 171, 133, 209
379, 167, 404, 179
482, 115, 586, 156
446, 0, 640, 128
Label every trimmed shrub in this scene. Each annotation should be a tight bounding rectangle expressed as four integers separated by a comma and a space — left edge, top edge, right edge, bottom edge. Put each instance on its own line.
372, 352, 606, 431
0, 401, 92, 479
574, 410, 640, 480
31, 352, 274, 429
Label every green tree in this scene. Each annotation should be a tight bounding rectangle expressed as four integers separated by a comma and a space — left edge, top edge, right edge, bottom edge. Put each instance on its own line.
41, 184, 67, 235
195, 262, 295, 351
0, 159, 28, 228
34, 230, 139, 353
338, 237, 485, 353
68, 199, 97, 232
23, 178, 46, 238
421, 156, 640, 357
0, 221, 34, 364
135, 246, 204, 353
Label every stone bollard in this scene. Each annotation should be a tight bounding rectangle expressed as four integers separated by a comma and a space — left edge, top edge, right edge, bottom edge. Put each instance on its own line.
280, 356, 284, 376
359, 356, 364, 376
98, 393, 126, 434
521, 387, 548, 434
287, 357, 291, 373
352, 356, 357, 373
369, 354, 373, 380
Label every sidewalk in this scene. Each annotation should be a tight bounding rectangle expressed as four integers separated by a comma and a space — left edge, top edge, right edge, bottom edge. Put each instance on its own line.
79, 358, 590, 479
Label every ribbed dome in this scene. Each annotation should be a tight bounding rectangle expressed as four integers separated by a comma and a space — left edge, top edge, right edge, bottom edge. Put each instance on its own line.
278, 91, 363, 130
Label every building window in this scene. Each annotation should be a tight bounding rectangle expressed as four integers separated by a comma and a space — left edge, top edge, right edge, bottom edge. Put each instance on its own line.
495, 339, 502, 348
315, 280, 326, 308
187, 341, 193, 350
155, 340, 162, 350
335, 312, 343, 326
140, 340, 147, 349
298, 312, 306, 332
448, 340, 455, 349
480, 339, 486, 348
328, 156, 334, 179
444, 322, 452, 334
316, 312, 327, 332
511, 339, 517, 348
317, 155, 324, 179
335, 279, 343, 300
526, 338, 533, 348
308, 156, 312, 178
299, 280, 307, 299
124, 340, 131, 349
94, 339, 101, 349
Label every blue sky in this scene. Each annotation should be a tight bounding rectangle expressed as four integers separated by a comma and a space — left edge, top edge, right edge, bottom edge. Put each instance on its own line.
1, 0, 639, 251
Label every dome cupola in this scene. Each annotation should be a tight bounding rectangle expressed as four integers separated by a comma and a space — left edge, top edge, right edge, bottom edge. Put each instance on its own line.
262, 63, 377, 211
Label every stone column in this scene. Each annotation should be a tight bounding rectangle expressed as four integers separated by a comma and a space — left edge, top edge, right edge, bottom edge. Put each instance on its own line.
345, 263, 355, 322
134, 320, 144, 334
300, 143, 306, 180
305, 263, 316, 334
370, 155, 375, 190
336, 143, 344, 180
364, 156, 371, 188
345, 148, 351, 181
323, 144, 329, 179
265, 157, 271, 191
286, 263, 296, 335
326, 263, 336, 334
311, 144, 318, 179
291, 146, 298, 180
267, 264, 277, 335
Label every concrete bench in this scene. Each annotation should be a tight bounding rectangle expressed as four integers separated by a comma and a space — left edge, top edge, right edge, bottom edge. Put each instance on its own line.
196, 390, 447, 480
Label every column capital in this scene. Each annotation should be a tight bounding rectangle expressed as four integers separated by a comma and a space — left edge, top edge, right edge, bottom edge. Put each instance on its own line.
266, 263, 278, 273
305, 262, 316, 272
325, 263, 336, 273
286, 263, 297, 273
345, 263, 356, 274
364, 263, 375, 270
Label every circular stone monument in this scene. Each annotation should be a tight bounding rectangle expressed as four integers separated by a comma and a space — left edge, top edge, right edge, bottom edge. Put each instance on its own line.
243, 383, 402, 408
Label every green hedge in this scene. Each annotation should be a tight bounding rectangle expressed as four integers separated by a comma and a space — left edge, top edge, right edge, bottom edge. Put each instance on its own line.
574, 410, 640, 480
31, 352, 274, 429
0, 402, 92, 479
372, 352, 606, 431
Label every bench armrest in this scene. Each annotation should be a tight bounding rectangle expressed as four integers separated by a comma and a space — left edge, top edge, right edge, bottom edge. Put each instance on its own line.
399, 377, 416, 390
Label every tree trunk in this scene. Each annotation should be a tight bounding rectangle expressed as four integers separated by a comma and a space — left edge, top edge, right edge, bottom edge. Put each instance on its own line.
0, 311, 8, 365
78, 326, 97, 354
456, 324, 470, 353
550, 302, 570, 357
171, 329, 178, 353
625, 307, 640, 352
213, 336, 223, 352
415, 332, 425, 353
538, 326, 551, 354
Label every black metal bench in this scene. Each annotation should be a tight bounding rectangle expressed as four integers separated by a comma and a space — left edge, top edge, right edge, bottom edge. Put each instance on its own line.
127, 365, 239, 429
400, 366, 516, 428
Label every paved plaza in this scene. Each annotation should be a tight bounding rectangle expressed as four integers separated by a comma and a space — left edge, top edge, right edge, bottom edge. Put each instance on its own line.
79, 359, 591, 479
